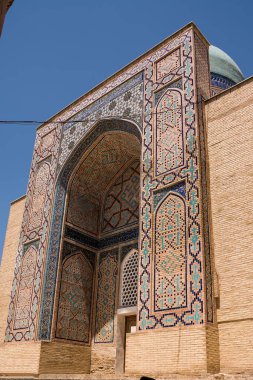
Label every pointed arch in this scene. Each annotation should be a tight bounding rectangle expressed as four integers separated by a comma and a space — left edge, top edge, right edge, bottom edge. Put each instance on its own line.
154, 191, 187, 312
39, 119, 141, 340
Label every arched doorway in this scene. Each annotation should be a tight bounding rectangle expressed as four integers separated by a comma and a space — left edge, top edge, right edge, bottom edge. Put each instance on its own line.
49, 121, 141, 374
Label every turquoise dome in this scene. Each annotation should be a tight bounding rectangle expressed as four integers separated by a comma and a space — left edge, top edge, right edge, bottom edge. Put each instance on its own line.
209, 45, 244, 84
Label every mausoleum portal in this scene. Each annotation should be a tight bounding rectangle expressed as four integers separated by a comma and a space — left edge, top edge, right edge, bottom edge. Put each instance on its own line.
2, 23, 253, 377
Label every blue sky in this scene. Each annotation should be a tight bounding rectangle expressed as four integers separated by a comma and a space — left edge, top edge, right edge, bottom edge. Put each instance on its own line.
0, 0, 252, 261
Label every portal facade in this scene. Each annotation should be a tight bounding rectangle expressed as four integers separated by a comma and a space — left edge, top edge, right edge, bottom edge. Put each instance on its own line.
1, 23, 253, 377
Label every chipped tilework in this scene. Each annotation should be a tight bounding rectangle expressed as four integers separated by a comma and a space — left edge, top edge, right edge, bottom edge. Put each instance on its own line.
55, 252, 93, 343
94, 250, 118, 343
6, 27, 213, 343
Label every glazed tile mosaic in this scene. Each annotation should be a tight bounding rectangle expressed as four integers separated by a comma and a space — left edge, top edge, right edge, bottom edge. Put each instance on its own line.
56, 253, 93, 343
94, 250, 118, 343
5, 26, 216, 344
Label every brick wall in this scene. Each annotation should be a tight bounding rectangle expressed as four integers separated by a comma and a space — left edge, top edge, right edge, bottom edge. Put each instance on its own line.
40, 341, 91, 374
0, 342, 41, 375
125, 325, 216, 375
205, 78, 253, 373
0, 196, 25, 343
90, 345, 116, 374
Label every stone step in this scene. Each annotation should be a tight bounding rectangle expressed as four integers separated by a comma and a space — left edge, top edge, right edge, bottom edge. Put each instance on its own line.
1, 374, 253, 380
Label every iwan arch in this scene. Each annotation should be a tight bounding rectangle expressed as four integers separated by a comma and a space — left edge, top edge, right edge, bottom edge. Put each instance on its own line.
1, 23, 253, 377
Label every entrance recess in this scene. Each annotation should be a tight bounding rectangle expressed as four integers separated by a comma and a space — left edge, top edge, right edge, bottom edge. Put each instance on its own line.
53, 125, 141, 374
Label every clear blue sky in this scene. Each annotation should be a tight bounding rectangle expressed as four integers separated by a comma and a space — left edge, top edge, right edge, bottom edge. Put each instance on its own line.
0, 0, 252, 262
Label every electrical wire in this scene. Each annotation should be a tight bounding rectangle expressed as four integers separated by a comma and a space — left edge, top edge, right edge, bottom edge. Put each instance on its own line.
0, 105, 199, 126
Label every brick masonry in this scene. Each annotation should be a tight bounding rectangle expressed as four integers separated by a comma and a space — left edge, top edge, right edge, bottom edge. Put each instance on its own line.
205, 78, 253, 374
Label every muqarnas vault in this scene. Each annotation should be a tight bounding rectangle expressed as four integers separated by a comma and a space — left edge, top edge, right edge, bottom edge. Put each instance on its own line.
1, 22, 253, 377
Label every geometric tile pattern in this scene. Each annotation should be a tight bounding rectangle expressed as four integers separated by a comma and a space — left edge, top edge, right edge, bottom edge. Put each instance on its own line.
38, 121, 141, 341
211, 72, 236, 96
102, 160, 140, 234
194, 33, 214, 323
39, 129, 56, 158
120, 249, 138, 308
5, 125, 60, 342
58, 74, 144, 170
65, 225, 139, 250
27, 162, 50, 231
155, 89, 184, 176
156, 48, 181, 80
56, 253, 93, 343
6, 26, 214, 343
95, 250, 118, 343
138, 29, 210, 331
13, 245, 37, 330
67, 134, 140, 236
154, 192, 186, 311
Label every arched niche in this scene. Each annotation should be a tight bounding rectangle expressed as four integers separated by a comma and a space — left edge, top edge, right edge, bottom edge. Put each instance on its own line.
39, 118, 142, 340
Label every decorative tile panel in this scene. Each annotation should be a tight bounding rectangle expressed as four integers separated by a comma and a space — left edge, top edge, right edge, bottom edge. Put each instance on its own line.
58, 74, 144, 170
102, 160, 140, 234
2, 26, 213, 344
155, 89, 184, 176
13, 244, 38, 330
56, 253, 93, 343
95, 250, 118, 343
39, 120, 141, 341
39, 129, 56, 159
154, 190, 186, 311
67, 134, 139, 236
138, 29, 211, 331
27, 161, 50, 232
156, 48, 181, 80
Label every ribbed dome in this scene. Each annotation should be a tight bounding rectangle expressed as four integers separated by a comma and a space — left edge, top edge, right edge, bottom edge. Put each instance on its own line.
209, 45, 244, 84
